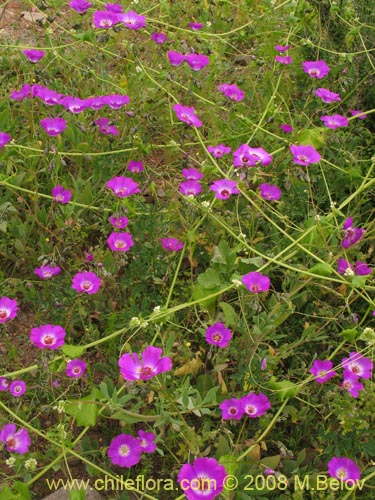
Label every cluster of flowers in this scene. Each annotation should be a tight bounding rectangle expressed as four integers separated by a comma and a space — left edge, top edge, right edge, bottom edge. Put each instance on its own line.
0, 378, 26, 397
310, 351, 373, 398
0, 424, 31, 455
68, 1, 147, 30
168, 51, 210, 71
108, 430, 156, 467
274, 44, 292, 65
220, 392, 271, 420
337, 259, 372, 276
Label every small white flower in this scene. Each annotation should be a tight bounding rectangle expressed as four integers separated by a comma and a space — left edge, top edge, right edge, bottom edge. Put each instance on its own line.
6, 457, 16, 467
25, 458, 37, 471
231, 279, 242, 288
130, 317, 141, 327
206, 21, 212, 27
201, 201, 210, 208
344, 267, 355, 276
153, 306, 161, 314
141, 321, 149, 328
135, 65, 142, 73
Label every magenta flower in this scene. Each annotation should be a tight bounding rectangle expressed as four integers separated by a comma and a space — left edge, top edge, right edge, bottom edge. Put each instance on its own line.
355, 261, 372, 275
233, 144, 272, 167
207, 144, 231, 157
210, 179, 239, 200
109, 215, 129, 229
161, 237, 184, 252
35, 87, 64, 106
103, 93, 130, 109
309, 359, 336, 383
10, 84, 32, 101
217, 83, 245, 102
280, 123, 293, 133
22, 49, 45, 63
350, 110, 367, 119
168, 50, 186, 67
72, 271, 102, 295
321, 114, 348, 129
0, 378, 10, 391
107, 232, 134, 252
69, 0, 92, 13
121, 10, 146, 29
205, 322, 232, 348
94, 118, 119, 136
151, 32, 168, 44
275, 55, 292, 64
302, 60, 330, 79
106, 176, 140, 197
182, 167, 203, 180
342, 217, 365, 249
66, 359, 87, 378
0, 424, 31, 454
189, 22, 204, 30
275, 44, 291, 52
87, 96, 106, 110
337, 258, 353, 275
34, 264, 61, 279
290, 144, 321, 165
328, 457, 361, 484
0, 297, 19, 323
52, 185, 72, 204
185, 53, 210, 71
127, 160, 144, 173
105, 3, 123, 13
242, 271, 271, 293
60, 96, 89, 113
219, 398, 244, 420
179, 180, 202, 196
259, 183, 281, 201
9, 380, 26, 397
30, 324, 66, 350
118, 346, 172, 381
342, 352, 373, 380
108, 434, 142, 467
93, 10, 120, 28
240, 392, 271, 418
173, 104, 202, 127
314, 88, 341, 103
40, 117, 67, 136
138, 430, 157, 453
178, 457, 227, 500
342, 375, 364, 398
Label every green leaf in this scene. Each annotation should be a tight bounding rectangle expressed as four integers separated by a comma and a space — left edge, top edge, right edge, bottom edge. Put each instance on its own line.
341, 328, 358, 341
14, 483, 31, 500
62, 344, 87, 358
352, 275, 368, 288
309, 263, 333, 277
69, 490, 86, 500
295, 127, 327, 148
219, 302, 239, 326
197, 268, 222, 289
65, 391, 98, 427
0, 486, 17, 500
267, 377, 299, 401
261, 454, 281, 470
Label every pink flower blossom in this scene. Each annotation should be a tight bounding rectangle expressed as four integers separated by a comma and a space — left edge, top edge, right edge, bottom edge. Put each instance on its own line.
107, 232, 134, 252
105, 3, 123, 13
275, 55, 292, 64
120, 10, 146, 30
118, 346, 172, 380
161, 237, 184, 252
290, 144, 321, 165
342, 352, 373, 379
210, 179, 239, 200
240, 392, 271, 418
173, 104, 202, 127
259, 183, 281, 201
207, 144, 231, 157
34, 265, 61, 279
233, 144, 272, 167
66, 359, 87, 378
103, 94, 130, 109
342, 217, 365, 249
138, 430, 157, 453
355, 261, 372, 275
51, 185, 72, 204
337, 258, 354, 275
106, 176, 140, 197
109, 215, 129, 229
72, 271, 102, 295
350, 110, 367, 119
0, 424, 31, 454
342, 375, 364, 398
0, 297, 19, 323
0, 378, 10, 391
127, 160, 144, 173
94, 117, 119, 136
93, 10, 120, 28
60, 96, 89, 113
189, 22, 204, 31
40, 117, 67, 136
309, 359, 336, 383
151, 32, 168, 44
22, 49, 45, 63
315, 88, 341, 103
205, 322, 232, 348
178, 457, 227, 500
280, 123, 293, 133
321, 114, 348, 129
185, 53, 210, 71
219, 398, 244, 420
9, 380, 27, 397
179, 180, 202, 196
168, 50, 186, 66
302, 60, 330, 79
217, 83, 245, 101
275, 44, 291, 52
30, 324, 66, 350
182, 168, 203, 180
69, 0, 92, 13
108, 434, 142, 467
242, 272, 270, 293
0, 132, 11, 148
328, 457, 361, 484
